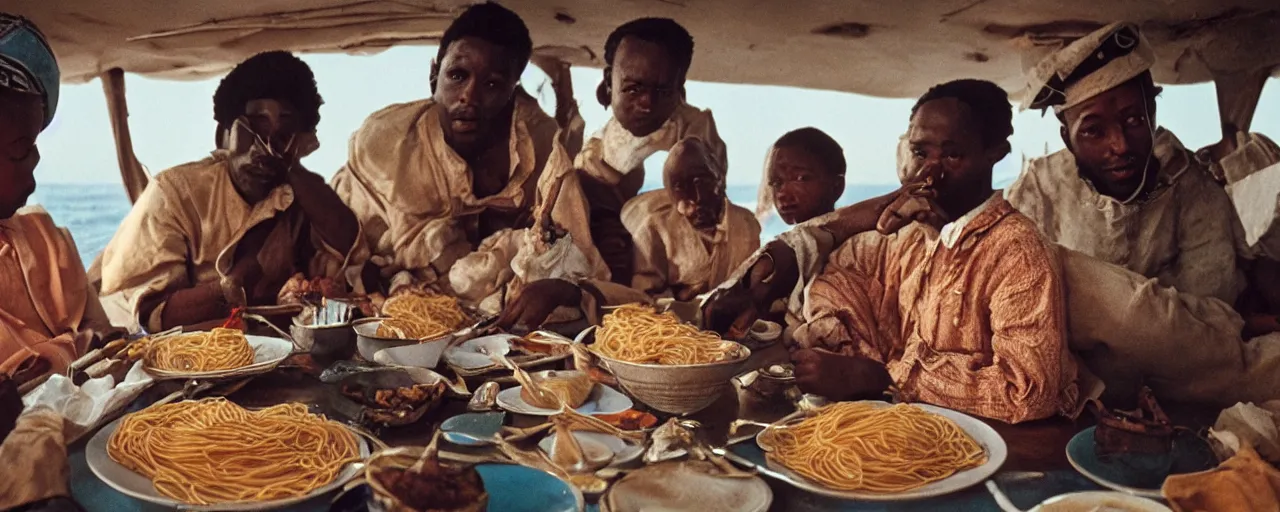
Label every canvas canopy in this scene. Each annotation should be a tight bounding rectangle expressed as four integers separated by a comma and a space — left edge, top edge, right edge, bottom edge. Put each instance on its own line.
8, 0, 1279, 100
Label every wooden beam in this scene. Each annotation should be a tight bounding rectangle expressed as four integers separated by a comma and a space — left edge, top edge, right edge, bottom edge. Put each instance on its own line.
100, 68, 149, 204
1213, 66, 1274, 138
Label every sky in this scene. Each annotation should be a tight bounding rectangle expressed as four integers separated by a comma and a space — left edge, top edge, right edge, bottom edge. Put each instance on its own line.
31, 45, 1280, 190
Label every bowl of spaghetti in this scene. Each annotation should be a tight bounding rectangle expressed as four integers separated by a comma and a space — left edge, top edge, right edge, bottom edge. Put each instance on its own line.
89, 398, 368, 510
755, 401, 1006, 501
353, 293, 471, 365
585, 304, 750, 415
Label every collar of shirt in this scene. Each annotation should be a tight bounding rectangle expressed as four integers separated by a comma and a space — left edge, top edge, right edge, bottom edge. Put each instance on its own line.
939, 192, 1003, 249
594, 102, 691, 174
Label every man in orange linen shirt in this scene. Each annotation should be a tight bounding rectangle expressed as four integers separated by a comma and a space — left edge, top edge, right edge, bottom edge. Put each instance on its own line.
788, 80, 1082, 424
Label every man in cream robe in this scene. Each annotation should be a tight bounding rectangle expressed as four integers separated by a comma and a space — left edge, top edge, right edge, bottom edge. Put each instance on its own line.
100, 52, 365, 333
623, 138, 760, 300
333, 4, 604, 306
1008, 23, 1246, 304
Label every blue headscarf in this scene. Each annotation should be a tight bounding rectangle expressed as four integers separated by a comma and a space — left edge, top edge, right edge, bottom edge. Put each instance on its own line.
0, 13, 59, 128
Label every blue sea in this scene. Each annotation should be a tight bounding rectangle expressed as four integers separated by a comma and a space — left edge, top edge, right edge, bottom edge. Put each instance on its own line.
29, 182, 900, 265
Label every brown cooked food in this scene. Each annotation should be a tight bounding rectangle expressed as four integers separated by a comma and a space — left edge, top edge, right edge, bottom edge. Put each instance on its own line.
341, 382, 444, 411
595, 410, 659, 431
375, 462, 485, 512
1092, 387, 1174, 457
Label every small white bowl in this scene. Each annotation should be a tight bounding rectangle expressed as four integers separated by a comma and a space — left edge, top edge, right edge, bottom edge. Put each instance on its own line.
353, 318, 454, 368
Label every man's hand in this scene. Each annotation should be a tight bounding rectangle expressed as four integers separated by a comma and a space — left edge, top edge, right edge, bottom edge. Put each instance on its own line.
497, 279, 583, 331
876, 181, 948, 235
703, 240, 798, 336
792, 348, 891, 402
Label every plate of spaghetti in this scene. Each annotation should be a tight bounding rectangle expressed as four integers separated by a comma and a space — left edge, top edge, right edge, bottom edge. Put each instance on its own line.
139, 328, 293, 380
87, 398, 368, 510
755, 401, 1006, 501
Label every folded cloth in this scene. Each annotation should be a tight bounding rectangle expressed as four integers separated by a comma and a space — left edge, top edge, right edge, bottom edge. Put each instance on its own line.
1163, 444, 1280, 512
1208, 402, 1280, 463
0, 407, 71, 510
22, 361, 153, 440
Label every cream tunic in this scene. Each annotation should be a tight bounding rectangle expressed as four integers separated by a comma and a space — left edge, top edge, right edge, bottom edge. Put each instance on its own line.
332, 92, 604, 296
622, 191, 760, 299
1007, 128, 1245, 303
99, 156, 364, 333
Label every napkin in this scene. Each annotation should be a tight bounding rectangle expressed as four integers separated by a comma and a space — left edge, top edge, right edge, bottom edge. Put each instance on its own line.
1207, 402, 1280, 463
1163, 444, 1280, 512
22, 362, 153, 432
0, 407, 71, 510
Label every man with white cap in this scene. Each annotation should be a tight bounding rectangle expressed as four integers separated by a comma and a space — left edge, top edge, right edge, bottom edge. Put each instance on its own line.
1007, 22, 1247, 305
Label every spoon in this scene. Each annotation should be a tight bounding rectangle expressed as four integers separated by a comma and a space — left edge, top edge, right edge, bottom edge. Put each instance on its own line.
409, 428, 443, 473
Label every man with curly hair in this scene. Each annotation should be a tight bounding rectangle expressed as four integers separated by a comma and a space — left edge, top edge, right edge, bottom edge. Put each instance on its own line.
99, 51, 365, 333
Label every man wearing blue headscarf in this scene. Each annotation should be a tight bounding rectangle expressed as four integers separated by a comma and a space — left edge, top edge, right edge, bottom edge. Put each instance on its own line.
0, 12, 119, 383
0, 13, 105, 511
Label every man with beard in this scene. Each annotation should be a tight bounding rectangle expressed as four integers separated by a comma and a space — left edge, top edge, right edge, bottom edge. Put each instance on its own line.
622, 137, 759, 300
100, 51, 364, 333
758, 127, 847, 225
333, 2, 604, 303
1007, 23, 1246, 304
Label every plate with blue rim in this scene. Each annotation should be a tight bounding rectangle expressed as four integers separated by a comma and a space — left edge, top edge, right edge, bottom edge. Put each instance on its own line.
329, 463, 584, 512
1065, 426, 1217, 498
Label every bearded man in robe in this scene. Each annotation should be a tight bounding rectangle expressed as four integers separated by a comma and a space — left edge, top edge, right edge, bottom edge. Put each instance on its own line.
99, 51, 365, 333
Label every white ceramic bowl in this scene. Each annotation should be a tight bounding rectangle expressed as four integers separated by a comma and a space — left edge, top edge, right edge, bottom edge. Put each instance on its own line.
353, 318, 453, 367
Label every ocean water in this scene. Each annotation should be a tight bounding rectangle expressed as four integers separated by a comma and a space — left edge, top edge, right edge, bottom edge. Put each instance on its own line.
28, 182, 899, 265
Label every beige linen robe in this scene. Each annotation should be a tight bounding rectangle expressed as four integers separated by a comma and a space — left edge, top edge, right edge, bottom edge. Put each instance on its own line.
622, 191, 760, 299
0, 207, 110, 377
99, 156, 365, 333
332, 92, 604, 297
1007, 128, 1245, 303
794, 197, 1081, 424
